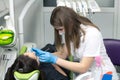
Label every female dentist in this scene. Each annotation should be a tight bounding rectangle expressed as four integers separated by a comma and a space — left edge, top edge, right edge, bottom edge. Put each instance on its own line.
32, 6, 119, 80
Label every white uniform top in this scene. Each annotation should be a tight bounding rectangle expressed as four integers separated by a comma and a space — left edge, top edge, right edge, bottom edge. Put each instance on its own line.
71, 24, 119, 80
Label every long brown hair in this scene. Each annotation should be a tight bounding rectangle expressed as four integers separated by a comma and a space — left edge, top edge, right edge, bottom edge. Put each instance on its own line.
50, 6, 99, 55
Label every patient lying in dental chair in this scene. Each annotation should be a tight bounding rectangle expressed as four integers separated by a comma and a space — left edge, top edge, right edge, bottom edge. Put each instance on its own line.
4, 52, 45, 80
4, 44, 69, 80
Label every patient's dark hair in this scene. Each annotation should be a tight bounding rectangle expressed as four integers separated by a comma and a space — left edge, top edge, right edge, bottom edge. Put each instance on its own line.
4, 55, 45, 80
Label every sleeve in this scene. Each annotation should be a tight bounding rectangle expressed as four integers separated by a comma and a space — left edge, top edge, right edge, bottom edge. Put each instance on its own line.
83, 28, 102, 57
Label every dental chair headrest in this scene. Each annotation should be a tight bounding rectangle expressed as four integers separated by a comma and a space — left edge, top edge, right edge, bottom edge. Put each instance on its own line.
14, 70, 40, 80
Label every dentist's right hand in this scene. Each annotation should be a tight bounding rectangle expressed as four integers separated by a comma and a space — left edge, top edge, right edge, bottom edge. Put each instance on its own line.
32, 48, 58, 64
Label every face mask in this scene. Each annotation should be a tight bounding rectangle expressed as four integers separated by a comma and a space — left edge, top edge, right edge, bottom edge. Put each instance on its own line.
59, 32, 65, 44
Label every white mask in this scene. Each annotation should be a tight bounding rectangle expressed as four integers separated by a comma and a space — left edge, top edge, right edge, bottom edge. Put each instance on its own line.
59, 31, 64, 35
59, 32, 65, 44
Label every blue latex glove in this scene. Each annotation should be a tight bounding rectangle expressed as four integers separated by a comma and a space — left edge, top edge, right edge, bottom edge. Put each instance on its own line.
32, 48, 58, 64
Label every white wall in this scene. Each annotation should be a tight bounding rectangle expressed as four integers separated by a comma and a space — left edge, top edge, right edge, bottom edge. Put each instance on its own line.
0, 0, 9, 25
43, 7, 55, 46
117, 0, 120, 39
12, 0, 44, 48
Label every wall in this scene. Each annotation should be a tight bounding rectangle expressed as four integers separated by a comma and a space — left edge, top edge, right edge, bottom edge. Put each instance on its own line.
12, 0, 44, 48
117, 0, 120, 39
0, 0, 9, 26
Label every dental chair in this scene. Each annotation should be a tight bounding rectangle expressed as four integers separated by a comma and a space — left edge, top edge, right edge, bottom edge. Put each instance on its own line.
14, 43, 40, 80
103, 39, 120, 78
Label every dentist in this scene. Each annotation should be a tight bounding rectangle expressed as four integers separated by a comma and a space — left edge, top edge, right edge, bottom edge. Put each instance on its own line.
32, 6, 119, 80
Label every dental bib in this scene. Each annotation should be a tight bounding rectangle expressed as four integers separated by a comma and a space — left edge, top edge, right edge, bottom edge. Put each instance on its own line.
14, 70, 40, 80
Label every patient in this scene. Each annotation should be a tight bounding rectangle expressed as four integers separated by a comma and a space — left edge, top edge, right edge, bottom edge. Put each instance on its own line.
4, 52, 45, 80
4, 44, 69, 80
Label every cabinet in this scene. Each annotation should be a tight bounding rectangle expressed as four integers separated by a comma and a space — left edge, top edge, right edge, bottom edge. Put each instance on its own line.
95, 0, 114, 7
91, 0, 118, 38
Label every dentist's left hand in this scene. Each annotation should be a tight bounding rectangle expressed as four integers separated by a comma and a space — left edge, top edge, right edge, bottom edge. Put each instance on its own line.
32, 48, 58, 64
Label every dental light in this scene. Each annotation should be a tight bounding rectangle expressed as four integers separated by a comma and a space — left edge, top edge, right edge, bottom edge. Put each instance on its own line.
14, 70, 40, 80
